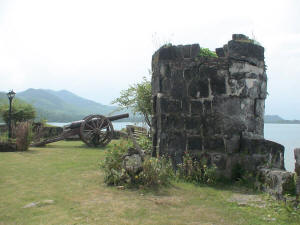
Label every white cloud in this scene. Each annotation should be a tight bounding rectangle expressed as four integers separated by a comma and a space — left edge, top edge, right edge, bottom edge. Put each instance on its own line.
0, 0, 299, 118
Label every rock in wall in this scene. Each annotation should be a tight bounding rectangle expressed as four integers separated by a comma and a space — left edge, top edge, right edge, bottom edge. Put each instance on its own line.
152, 34, 284, 178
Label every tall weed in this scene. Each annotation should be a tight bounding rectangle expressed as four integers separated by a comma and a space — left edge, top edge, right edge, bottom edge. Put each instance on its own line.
176, 152, 217, 184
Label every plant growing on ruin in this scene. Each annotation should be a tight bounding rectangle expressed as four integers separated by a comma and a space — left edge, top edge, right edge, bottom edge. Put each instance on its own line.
198, 48, 218, 58
112, 77, 152, 128
100, 140, 132, 186
176, 152, 217, 184
100, 139, 174, 188
137, 134, 152, 155
136, 156, 174, 188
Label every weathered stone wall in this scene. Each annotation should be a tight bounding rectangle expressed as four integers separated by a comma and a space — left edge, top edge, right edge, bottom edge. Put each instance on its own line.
152, 34, 284, 178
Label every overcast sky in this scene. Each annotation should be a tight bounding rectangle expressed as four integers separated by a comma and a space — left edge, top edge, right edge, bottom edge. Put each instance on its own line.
0, 0, 299, 119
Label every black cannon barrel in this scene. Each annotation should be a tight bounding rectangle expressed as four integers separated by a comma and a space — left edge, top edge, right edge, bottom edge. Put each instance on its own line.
107, 113, 129, 121
65, 113, 129, 129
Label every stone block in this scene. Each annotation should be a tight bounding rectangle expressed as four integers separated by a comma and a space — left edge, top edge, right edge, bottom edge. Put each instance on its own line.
123, 153, 143, 175
155, 45, 183, 61
159, 64, 171, 78
255, 99, 265, 117
229, 62, 264, 77
232, 34, 249, 41
295, 148, 300, 174
183, 68, 197, 81
203, 100, 212, 115
187, 135, 202, 150
227, 40, 264, 66
178, 45, 192, 58
211, 153, 227, 169
190, 101, 203, 115
259, 80, 267, 99
152, 75, 161, 94
210, 67, 226, 95
224, 135, 240, 153
162, 114, 184, 130
203, 136, 225, 152
188, 78, 209, 98
185, 116, 202, 131
216, 47, 225, 57
190, 44, 200, 58
228, 77, 261, 98
156, 95, 167, 114
256, 168, 296, 199
240, 138, 284, 169
166, 132, 186, 164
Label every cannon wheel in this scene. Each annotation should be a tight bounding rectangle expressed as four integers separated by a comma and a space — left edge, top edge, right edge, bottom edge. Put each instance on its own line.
79, 115, 114, 147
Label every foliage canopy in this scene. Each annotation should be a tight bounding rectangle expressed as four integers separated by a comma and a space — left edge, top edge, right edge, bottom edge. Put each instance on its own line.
198, 48, 218, 58
0, 100, 36, 125
112, 77, 152, 127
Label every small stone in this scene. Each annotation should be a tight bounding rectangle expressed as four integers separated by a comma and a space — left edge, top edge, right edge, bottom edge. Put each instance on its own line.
123, 154, 142, 174
42, 200, 54, 204
23, 202, 39, 208
117, 186, 125, 190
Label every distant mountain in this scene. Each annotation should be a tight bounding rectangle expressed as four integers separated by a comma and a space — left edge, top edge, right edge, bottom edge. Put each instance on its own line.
264, 115, 300, 124
2, 89, 298, 124
0, 89, 141, 122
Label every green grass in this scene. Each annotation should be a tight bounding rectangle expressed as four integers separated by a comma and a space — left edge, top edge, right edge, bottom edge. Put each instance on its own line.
0, 140, 299, 225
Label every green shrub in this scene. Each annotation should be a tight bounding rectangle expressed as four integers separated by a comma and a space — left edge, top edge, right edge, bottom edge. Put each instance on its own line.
176, 152, 217, 184
100, 139, 174, 188
100, 140, 132, 186
137, 135, 152, 155
198, 48, 218, 58
137, 156, 174, 188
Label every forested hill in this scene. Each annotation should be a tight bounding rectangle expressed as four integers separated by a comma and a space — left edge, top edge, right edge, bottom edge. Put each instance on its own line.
0, 89, 140, 122
264, 115, 300, 124
1, 89, 299, 123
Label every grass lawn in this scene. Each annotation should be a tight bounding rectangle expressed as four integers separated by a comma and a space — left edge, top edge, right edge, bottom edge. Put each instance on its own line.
0, 140, 299, 225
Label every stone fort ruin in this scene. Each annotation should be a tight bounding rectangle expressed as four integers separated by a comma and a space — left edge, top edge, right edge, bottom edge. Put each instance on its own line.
151, 34, 294, 194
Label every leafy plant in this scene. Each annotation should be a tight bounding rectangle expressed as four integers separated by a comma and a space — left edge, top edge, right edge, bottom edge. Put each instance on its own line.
176, 152, 217, 184
112, 77, 152, 128
100, 139, 174, 188
100, 140, 132, 186
0, 100, 36, 125
198, 48, 218, 58
137, 135, 152, 155
136, 156, 174, 188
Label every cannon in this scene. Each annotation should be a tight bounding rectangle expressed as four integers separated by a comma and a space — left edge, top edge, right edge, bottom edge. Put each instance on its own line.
32, 113, 129, 147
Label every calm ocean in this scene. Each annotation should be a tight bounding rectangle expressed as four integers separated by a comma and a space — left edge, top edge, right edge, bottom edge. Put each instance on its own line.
48, 122, 299, 172
264, 123, 300, 172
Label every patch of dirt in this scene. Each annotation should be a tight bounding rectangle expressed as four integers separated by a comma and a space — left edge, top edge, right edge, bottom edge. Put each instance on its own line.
227, 193, 266, 208
144, 196, 183, 206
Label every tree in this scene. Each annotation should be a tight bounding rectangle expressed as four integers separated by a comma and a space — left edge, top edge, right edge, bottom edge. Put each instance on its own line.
112, 77, 152, 127
0, 100, 36, 125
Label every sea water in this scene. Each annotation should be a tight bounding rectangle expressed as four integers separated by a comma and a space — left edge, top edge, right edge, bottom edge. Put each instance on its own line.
264, 123, 300, 172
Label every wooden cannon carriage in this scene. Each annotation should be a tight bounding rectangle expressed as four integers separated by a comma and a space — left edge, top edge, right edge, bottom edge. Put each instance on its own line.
32, 113, 129, 147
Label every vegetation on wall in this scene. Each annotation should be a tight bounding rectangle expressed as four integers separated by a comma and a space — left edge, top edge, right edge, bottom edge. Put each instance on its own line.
198, 47, 218, 58
176, 152, 217, 184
